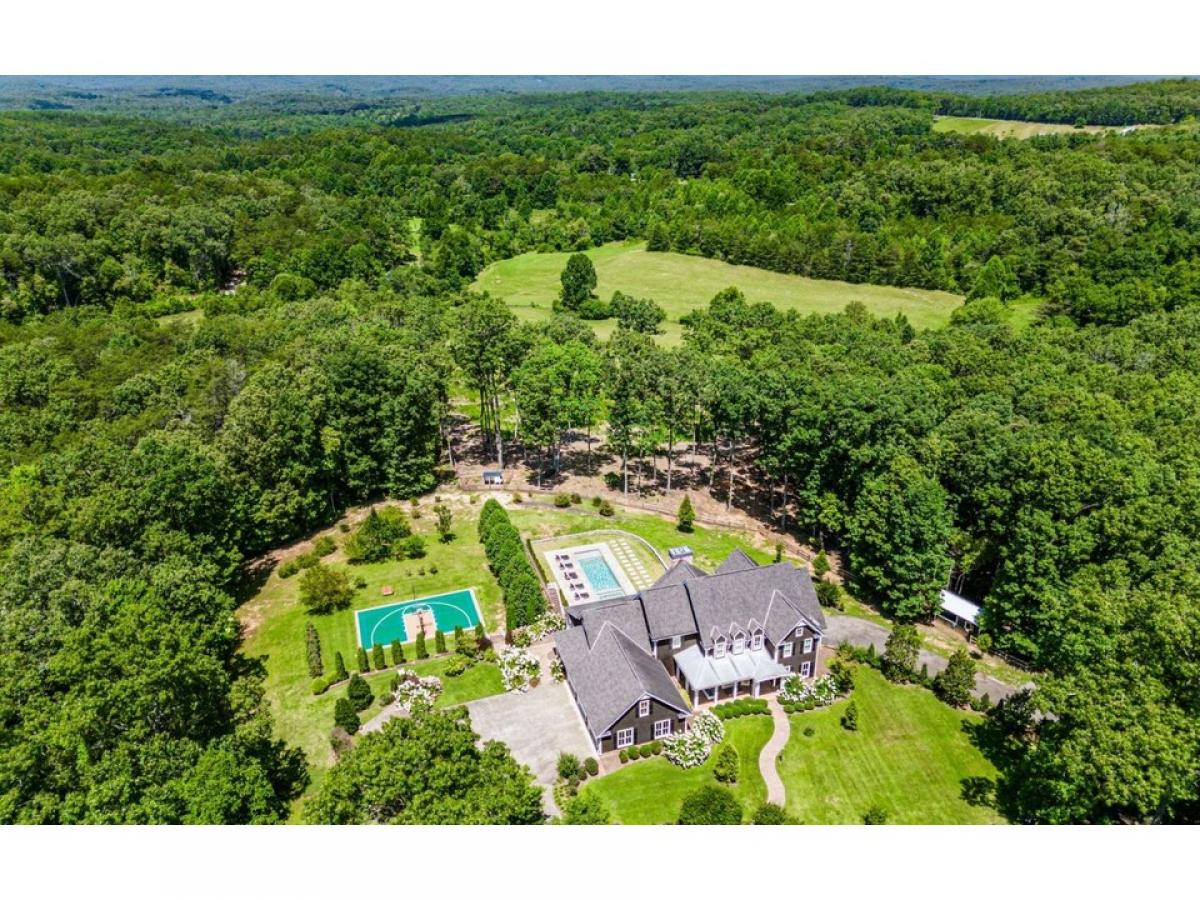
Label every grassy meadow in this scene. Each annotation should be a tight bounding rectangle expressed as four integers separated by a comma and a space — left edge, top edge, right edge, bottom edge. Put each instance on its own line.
472, 241, 964, 342
932, 115, 1113, 139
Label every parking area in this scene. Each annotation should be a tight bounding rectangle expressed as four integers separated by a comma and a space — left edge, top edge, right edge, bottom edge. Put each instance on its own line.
466, 680, 593, 798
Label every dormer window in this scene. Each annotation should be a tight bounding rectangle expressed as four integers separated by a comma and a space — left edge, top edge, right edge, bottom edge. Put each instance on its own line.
751, 631, 763, 651
714, 637, 727, 659
732, 635, 745, 655
638, 698, 650, 717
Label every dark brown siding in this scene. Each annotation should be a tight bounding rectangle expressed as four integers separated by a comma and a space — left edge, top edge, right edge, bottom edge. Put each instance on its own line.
774, 623, 821, 676
599, 696, 688, 751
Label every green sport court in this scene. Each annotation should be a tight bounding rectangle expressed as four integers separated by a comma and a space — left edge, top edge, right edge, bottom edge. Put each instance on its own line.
355, 588, 482, 649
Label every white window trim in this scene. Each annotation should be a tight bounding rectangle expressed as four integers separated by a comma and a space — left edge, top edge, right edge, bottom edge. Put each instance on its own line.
616, 727, 635, 749
794, 626, 804, 637
654, 719, 672, 738
732, 636, 746, 655
751, 632, 763, 651
671, 635, 682, 649
800, 661, 812, 677
803, 638, 813, 654
714, 637, 727, 659
780, 641, 794, 658
637, 698, 650, 717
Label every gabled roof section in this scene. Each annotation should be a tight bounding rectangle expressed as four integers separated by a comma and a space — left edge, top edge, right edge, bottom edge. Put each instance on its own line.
639, 582, 698, 641
567, 596, 650, 649
714, 548, 758, 575
651, 559, 709, 588
554, 620, 688, 741
688, 562, 826, 648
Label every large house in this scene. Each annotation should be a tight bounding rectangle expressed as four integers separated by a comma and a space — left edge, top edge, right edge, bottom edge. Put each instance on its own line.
553, 549, 827, 753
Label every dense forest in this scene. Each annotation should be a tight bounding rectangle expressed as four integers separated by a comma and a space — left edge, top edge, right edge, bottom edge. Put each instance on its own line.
1, 80, 1199, 823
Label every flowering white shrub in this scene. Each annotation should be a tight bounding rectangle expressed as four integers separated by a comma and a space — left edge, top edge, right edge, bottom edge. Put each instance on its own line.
689, 709, 725, 745
779, 673, 839, 706
512, 613, 567, 646
662, 730, 710, 768
392, 668, 443, 711
499, 647, 540, 693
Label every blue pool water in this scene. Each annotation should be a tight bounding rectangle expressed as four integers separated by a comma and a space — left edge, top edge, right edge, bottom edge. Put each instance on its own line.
577, 551, 625, 600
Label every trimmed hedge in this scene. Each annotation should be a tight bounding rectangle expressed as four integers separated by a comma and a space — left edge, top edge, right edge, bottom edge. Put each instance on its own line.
478, 500, 546, 629
713, 698, 770, 719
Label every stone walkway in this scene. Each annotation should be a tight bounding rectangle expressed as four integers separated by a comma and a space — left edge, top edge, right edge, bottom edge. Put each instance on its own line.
759, 696, 791, 806
611, 538, 653, 590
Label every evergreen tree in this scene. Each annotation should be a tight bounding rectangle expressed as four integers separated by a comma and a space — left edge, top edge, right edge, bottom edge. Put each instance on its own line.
935, 647, 977, 708
415, 630, 428, 659
841, 700, 859, 731
713, 744, 739, 784
390, 639, 405, 666
372, 642, 386, 669
347, 673, 374, 712
305, 622, 324, 677
812, 550, 830, 580
882, 625, 922, 682
333, 650, 349, 682
357, 646, 370, 673
434, 629, 447, 654
677, 785, 743, 824
558, 253, 597, 312
677, 495, 695, 533
334, 698, 360, 735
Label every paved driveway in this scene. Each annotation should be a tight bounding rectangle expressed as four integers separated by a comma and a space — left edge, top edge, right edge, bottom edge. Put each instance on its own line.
824, 614, 1025, 703
466, 680, 593, 813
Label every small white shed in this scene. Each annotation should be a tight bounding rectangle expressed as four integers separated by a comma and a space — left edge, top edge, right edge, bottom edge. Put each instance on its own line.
938, 589, 980, 636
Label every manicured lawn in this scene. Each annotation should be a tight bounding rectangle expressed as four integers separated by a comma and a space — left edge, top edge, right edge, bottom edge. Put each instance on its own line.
581, 716, 774, 824
237, 494, 508, 785
779, 668, 1003, 824
508, 503, 773, 575
473, 241, 964, 342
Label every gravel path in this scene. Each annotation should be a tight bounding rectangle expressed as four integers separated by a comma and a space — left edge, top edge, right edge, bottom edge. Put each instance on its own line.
759, 697, 791, 807
823, 615, 1028, 703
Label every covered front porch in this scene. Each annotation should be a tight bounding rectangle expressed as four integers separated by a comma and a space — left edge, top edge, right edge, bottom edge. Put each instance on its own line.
674, 644, 792, 706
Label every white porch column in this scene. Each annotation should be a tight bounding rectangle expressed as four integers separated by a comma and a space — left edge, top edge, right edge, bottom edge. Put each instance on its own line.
693, 688, 699, 705
752, 680, 760, 698
731, 681, 738, 698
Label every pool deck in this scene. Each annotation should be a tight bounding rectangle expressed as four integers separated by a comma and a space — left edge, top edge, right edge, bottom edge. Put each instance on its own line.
543, 541, 636, 606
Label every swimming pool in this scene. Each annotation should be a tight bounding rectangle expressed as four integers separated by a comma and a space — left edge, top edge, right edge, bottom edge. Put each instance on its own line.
576, 550, 626, 600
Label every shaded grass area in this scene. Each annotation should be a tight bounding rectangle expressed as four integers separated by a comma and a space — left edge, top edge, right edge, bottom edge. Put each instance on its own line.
779, 668, 1003, 824
581, 716, 774, 824
473, 241, 964, 343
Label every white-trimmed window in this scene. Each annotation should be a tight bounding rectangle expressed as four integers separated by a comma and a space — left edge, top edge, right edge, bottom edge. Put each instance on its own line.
654, 719, 673, 738
751, 631, 763, 651
800, 661, 812, 677
616, 728, 635, 749
779, 641, 794, 658
714, 637, 727, 659
638, 698, 650, 717
732, 635, 746, 655
671, 635, 682, 649
803, 638, 813, 654
795, 626, 804, 637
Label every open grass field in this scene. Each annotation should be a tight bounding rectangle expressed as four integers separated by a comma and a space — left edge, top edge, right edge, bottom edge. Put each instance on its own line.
580, 716, 774, 824
473, 241, 964, 342
933, 115, 1113, 139
778, 668, 1003, 824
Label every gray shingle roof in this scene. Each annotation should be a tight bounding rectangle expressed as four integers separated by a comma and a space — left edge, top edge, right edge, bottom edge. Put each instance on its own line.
554, 621, 688, 740
686, 560, 826, 649
640, 582, 698, 641
714, 548, 758, 575
568, 597, 650, 648
650, 559, 708, 588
